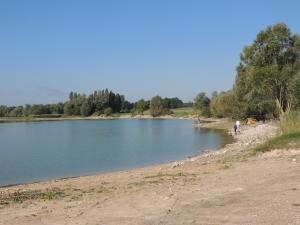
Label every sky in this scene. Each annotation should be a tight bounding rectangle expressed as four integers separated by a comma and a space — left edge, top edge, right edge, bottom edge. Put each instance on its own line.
0, 0, 299, 105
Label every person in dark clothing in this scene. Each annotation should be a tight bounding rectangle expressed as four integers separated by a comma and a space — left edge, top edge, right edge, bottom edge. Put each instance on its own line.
234, 124, 237, 135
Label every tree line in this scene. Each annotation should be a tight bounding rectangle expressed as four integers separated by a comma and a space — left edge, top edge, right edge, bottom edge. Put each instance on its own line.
194, 23, 300, 120
0, 89, 185, 117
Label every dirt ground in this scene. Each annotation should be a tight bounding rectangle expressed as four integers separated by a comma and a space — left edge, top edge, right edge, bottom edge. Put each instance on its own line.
1, 121, 300, 225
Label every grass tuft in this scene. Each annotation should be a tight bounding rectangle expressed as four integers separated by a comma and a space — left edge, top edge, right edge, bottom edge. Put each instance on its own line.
280, 111, 300, 134
252, 111, 300, 154
253, 132, 300, 154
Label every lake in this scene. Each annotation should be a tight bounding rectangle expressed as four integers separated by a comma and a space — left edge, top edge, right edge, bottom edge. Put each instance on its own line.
0, 119, 232, 186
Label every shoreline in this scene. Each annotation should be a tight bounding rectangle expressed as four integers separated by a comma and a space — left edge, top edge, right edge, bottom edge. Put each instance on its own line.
0, 119, 268, 191
0, 114, 197, 123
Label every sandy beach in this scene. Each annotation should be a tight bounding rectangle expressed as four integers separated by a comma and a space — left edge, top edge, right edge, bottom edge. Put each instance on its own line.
1, 120, 300, 225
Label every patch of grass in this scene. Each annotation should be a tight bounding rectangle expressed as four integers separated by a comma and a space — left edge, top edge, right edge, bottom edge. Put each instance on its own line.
280, 111, 300, 134
252, 132, 300, 154
251, 111, 300, 155
144, 172, 186, 179
0, 188, 65, 204
44, 191, 54, 200
171, 107, 196, 117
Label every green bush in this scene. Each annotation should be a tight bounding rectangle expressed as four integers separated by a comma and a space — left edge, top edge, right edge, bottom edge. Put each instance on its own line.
104, 107, 113, 116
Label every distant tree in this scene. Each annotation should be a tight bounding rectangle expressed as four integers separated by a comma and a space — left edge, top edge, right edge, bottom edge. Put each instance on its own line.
80, 100, 93, 116
8, 106, 24, 117
211, 91, 218, 100
150, 95, 164, 117
0, 105, 8, 117
69, 92, 74, 101
113, 94, 122, 113
194, 92, 210, 118
162, 97, 183, 109
64, 102, 75, 116
135, 99, 149, 114
50, 103, 64, 114
210, 91, 235, 118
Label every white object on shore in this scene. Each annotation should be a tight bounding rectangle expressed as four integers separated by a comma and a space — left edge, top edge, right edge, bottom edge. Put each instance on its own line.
236, 120, 241, 133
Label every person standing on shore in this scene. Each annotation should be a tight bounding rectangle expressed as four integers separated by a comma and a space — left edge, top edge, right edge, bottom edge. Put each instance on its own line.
236, 120, 241, 133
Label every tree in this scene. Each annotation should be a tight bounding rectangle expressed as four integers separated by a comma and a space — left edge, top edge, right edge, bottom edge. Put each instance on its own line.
135, 99, 149, 114
8, 106, 24, 117
150, 95, 164, 117
210, 91, 235, 118
194, 92, 210, 118
80, 100, 92, 116
113, 94, 122, 113
162, 97, 183, 109
0, 106, 8, 117
64, 102, 75, 115
234, 23, 299, 119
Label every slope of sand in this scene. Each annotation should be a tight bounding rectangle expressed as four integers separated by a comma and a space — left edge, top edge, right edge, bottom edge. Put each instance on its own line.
1, 122, 300, 225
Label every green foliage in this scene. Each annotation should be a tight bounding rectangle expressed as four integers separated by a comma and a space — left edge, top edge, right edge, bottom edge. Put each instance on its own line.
233, 23, 300, 120
210, 91, 234, 118
104, 107, 113, 116
45, 191, 54, 200
80, 100, 93, 117
150, 95, 164, 117
194, 92, 210, 117
0, 91, 187, 119
162, 97, 183, 109
253, 132, 300, 154
280, 111, 300, 134
64, 89, 132, 117
0, 188, 64, 204
134, 99, 150, 114
288, 72, 300, 109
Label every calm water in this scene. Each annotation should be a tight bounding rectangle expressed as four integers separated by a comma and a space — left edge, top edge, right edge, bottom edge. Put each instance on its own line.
0, 119, 231, 186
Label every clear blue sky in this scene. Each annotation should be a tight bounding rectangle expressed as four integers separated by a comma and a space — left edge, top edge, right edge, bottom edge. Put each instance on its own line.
0, 0, 299, 105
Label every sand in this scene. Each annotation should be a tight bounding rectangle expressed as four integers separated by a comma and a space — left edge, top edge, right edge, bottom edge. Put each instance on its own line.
1, 120, 300, 225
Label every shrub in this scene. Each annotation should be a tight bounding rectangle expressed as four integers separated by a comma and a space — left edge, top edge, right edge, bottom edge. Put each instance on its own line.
104, 107, 113, 116
280, 111, 300, 134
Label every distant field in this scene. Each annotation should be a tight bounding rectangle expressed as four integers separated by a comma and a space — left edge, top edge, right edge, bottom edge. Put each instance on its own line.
171, 107, 195, 117
171, 107, 194, 113
140, 107, 195, 117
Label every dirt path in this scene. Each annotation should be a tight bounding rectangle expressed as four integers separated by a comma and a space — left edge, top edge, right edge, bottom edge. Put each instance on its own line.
1, 122, 300, 225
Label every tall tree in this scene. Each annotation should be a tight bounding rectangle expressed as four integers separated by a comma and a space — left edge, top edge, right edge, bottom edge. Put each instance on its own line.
135, 99, 149, 114
194, 92, 210, 118
234, 23, 300, 119
80, 100, 93, 116
150, 95, 164, 117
